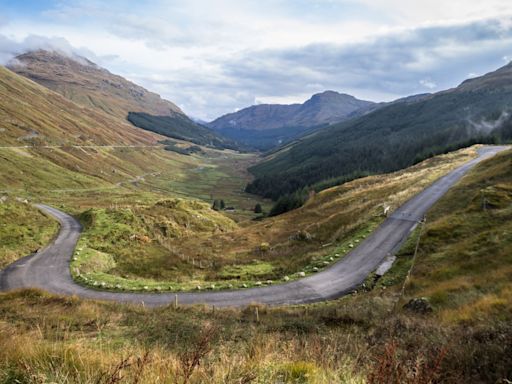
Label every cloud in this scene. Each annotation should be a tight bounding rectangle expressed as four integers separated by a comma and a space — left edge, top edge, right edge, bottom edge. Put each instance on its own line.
118, 14, 512, 120
0, 34, 99, 65
468, 110, 510, 134
419, 79, 437, 89
213, 16, 512, 104
0, 33, 117, 70
1, 1, 512, 120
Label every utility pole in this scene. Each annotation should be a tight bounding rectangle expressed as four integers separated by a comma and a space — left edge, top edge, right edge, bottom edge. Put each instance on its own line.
394, 215, 426, 311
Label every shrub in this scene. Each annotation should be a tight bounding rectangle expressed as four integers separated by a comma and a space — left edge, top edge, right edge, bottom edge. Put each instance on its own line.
277, 361, 318, 383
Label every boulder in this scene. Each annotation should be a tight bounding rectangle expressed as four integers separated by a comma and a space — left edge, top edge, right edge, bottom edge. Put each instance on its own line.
291, 230, 313, 242
403, 297, 433, 314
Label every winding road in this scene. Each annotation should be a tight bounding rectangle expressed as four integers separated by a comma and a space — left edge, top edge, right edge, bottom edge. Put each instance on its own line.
0, 146, 508, 307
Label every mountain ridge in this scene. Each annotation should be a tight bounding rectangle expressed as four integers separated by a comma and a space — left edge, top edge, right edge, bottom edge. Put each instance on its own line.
7, 50, 237, 149
0, 64, 160, 146
7, 50, 185, 121
246, 61, 512, 200
207, 90, 375, 150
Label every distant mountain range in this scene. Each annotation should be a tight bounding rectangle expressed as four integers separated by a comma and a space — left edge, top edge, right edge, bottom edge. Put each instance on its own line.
208, 91, 375, 150
7, 50, 235, 149
247, 62, 512, 200
5, 49, 512, 205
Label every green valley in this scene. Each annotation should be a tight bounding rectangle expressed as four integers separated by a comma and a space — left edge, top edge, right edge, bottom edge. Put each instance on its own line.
0, 146, 511, 383
247, 63, 512, 200
1, 7, 512, 382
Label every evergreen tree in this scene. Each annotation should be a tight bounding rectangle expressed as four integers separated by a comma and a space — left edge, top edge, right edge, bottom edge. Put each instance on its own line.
269, 188, 309, 216
254, 203, 262, 213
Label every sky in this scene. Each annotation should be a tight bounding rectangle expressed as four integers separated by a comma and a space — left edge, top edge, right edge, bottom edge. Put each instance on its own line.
1, 1, 512, 121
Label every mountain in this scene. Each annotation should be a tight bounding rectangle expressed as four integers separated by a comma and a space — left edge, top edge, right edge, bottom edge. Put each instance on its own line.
246, 62, 512, 200
0, 63, 172, 191
0, 65, 158, 146
8, 50, 184, 121
7, 50, 236, 149
208, 91, 375, 150
0, 64, 244, 200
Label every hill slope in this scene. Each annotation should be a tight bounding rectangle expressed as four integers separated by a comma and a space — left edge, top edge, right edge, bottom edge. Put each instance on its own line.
1, 147, 511, 383
0, 65, 255, 212
8, 50, 235, 149
0, 65, 158, 146
208, 91, 374, 149
8, 50, 184, 121
126, 112, 239, 149
391, 147, 512, 324
247, 62, 512, 199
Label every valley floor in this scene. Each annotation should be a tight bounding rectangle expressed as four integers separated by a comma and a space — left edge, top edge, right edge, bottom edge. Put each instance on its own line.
53, 146, 483, 291
2, 146, 507, 308
0, 146, 511, 382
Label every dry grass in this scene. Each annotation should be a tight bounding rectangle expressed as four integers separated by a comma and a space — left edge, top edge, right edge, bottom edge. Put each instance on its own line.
393, 148, 512, 325
0, 290, 368, 383
71, 146, 479, 289
0, 66, 159, 147
1, 288, 511, 383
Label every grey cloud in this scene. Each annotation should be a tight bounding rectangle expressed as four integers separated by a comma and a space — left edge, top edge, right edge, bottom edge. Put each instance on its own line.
106, 15, 190, 48
1, 14, 512, 122
211, 17, 512, 107
120, 16, 512, 120
42, 2, 215, 49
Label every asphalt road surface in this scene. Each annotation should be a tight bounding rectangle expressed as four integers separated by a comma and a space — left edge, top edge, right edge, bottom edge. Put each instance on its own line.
0, 146, 508, 307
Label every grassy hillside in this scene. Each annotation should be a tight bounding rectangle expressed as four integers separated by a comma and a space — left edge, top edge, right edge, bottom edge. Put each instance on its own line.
384, 147, 512, 324
0, 65, 267, 274
8, 50, 184, 122
0, 149, 510, 383
247, 63, 512, 200
69, 147, 478, 291
0, 64, 263, 208
0, 66, 161, 146
72, 200, 237, 289
0, 199, 58, 268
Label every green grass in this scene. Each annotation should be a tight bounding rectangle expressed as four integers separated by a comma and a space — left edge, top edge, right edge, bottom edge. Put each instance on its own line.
371, 225, 420, 289
64, 148, 479, 292
218, 262, 275, 279
370, 148, 512, 324
0, 199, 58, 268
70, 204, 382, 292
0, 145, 268, 222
